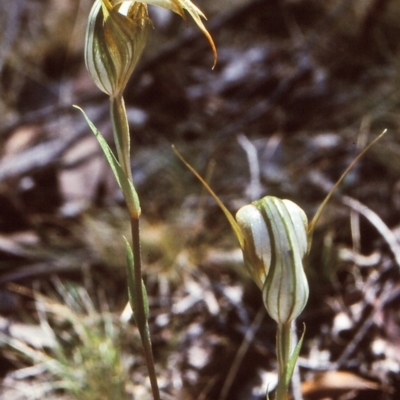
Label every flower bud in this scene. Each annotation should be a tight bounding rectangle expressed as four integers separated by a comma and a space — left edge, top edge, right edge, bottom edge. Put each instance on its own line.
85, 0, 152, 97
236, 196, 309, 324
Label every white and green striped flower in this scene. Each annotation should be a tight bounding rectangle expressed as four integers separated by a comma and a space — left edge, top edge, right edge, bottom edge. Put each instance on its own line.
173, 150, 310, 325
85, 0, 151, 97
236, 197, 309, 324
85, 0, 217, 97
236, 196, 308, 323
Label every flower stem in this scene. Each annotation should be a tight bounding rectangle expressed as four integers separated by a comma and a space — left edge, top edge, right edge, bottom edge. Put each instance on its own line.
110, 94, 160, 400
276, 321, 293, 400
110, 95, 132, 184
130, 216, 160, 400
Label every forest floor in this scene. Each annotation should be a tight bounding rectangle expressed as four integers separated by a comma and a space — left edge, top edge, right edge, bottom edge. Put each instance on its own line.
1, 0, 400, 399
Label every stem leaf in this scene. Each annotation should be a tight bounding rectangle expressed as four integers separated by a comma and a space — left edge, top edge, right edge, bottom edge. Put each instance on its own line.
124, 237, 136, 312
74, 105, 140, 218
124, 237, 149, 321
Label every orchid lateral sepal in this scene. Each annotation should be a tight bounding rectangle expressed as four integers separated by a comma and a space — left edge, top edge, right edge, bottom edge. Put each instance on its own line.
307, 129, 387, 247
114, 0, 217, 68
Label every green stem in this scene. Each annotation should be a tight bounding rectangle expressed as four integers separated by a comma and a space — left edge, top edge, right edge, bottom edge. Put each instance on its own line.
276, 321, 292, 400
130, 216, 160, 400
110, 94, 160, 400
110, 95, 132, 183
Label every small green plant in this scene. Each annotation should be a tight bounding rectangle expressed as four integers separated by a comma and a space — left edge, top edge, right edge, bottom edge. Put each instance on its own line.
75, 1, 216, 399
174, 130, 385, 399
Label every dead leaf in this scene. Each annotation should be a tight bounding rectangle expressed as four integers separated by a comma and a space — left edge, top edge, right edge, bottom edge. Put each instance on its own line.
302, 370, 380, 400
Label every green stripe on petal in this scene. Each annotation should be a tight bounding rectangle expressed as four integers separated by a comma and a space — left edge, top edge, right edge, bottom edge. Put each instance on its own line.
257, 197, 309, 324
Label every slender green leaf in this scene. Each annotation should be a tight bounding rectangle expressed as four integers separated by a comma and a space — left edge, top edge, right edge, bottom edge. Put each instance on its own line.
74, 105, 140, 217
123, 237, 149, 321
141, 278, 149, 320
124, 237, 136, 312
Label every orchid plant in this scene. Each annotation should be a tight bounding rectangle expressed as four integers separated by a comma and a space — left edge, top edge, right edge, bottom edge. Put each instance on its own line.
76, 0, 385, 398
173, 129, 385, 399
76, 1, 216, 399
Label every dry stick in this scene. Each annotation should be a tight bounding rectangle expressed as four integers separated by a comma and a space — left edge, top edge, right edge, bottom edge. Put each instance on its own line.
237, 134, 262, 202
0, 252, 89, 285
332, 195, 400, 367
334, 280, 395, 368
335, 195, 400, 368
341, 196, 400, 267
0, 115, 96, 182
219, 307, 266, 400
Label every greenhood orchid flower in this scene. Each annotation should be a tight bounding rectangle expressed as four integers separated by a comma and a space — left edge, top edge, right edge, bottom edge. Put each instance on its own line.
85, 0, 152, 97
172, 148, 310, 325
172, 130, 386, 400
236, 197, 309, 325
173, 128, 387, 324
85, 0, 217, 98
